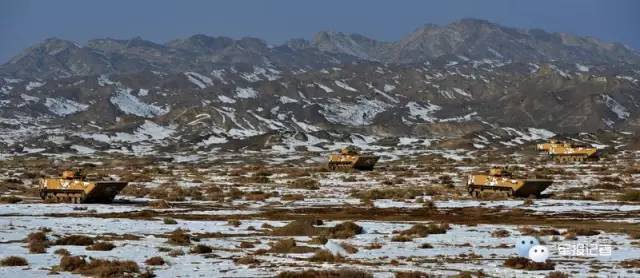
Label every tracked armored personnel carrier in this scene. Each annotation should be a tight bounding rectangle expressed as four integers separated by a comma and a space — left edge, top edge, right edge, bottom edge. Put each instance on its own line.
327, 146, 379, 171
466, 168, 553, 198
536, 139, 565, 152
39, 170, 128, 203
537, 140, 598, 161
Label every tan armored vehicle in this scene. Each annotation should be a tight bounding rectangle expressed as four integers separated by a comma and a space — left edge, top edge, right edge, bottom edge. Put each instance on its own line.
327, 146, 379, 170
537, 140, 598, 161
536, 139, 566, 152
466, 168, 553, 198
39, 170, 128, 203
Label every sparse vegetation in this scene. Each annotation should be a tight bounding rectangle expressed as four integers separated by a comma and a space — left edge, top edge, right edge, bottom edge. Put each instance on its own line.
0, 195, 22, 204
166, 229, 192, 245
277, 269, 372, 278
163, 218, 178, 225
0, 256, 28, 267
396, 271, 432, 278
504, 257, 554, 270
190, 244, 213, 254
57, 256, 140, 277
619, 190, 640, 202
234, 256, 259, 265
145, 256, 165, 266
309, 250, 343, 263
288, 178, 320, 190
269, 238, 318, 253
54, 248, 71, 256
55, 235, 94, 246
86, 241, 116, 251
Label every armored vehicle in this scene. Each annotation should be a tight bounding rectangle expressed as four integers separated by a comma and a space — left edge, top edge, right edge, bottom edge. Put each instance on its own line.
327, 146, 379, 170
537, 140, 598, 161
39, 170, 128, 203
466, 168, 553, 198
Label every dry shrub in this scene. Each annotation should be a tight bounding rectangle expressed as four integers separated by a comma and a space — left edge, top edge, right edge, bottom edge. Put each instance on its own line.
288, 178, 320, 190
391, 235, 413, 242
399, 223, 448, 238
270, 219, 323, 236
86, 241, 116, 251
419, 243, 433, 249
340, 242, 359, 254
168, 249, 185, 257
59, 256, 86, 271
503, 257, 554, 270
148, 200, 171, 209
239, 242, 255, 249
568, 227, 600, 236
309, 250, 343, 263
203, 185, 224, 201
190, 244, 213, 254
277, 269, 372, 278
243, 191, 272, 201
0, 256, 28, 266
281, 194, 305, 201
55, 235, 94, 246
0, 195, 22, 204
327, 221, 364, 239
351, 187, 433, 201
26, 231, 47, 243
28, 241, 47, 253
563, 232, 577, 240
269, 238, 318, 254
620, 259, 640, 268
277, 269, 373, 278
518, 226, 537, 235
619, 190, 640, 202
26, 231, 49, 253
244, 174, 270, 184
62, 257, 140, 278
538, 229, 560, 236
120, 184, 150, 198
226, 187, 243, 200
163, 218, 177, 225
270, 220, 363, 239
491, 229, 511, 238
396, 271, 431, 278
546, 272, 570, 278
310, 236, 328, 245
54, 248, 71, 256
144, 256, 165, 266
96, 233, 142, 241
166, 229, 191, 245
234, 256, 259, 265
343, 176, 358, 182
149, 185, 199, 202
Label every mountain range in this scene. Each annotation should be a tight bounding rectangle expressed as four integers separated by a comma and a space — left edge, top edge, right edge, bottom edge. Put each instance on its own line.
1, 18, 639, 156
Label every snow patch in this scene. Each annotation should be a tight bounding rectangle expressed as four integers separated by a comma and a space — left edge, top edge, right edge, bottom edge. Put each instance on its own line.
185, 72, 213, 89
320, 98, 389, 126
601, 94, 629, 120
44, 98, 89, 116
25, 81, 45, 91
235, 87, 258, 99
406, 101, 441, 122
110, 88, 169, 117
334, 80, 358, 92
218, 95, 236, 104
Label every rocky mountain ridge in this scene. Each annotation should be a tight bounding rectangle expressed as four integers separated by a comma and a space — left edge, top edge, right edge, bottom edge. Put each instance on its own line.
0, 19, 638, 157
